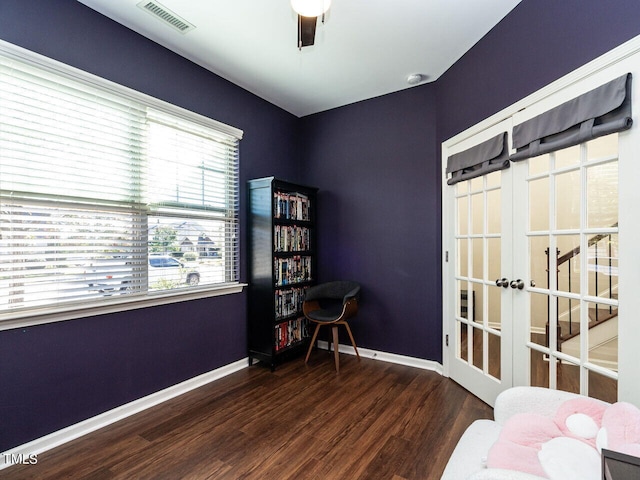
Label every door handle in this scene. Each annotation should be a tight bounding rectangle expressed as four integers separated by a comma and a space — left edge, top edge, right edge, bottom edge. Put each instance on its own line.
495, 278, 509, 288
510, 279, 524, 290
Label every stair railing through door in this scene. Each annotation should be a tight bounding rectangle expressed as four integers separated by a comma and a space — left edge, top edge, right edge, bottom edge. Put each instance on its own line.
545, 223, 618, 348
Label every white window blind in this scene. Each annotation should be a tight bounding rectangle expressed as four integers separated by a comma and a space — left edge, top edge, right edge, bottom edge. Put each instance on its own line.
0, 47, 242, 317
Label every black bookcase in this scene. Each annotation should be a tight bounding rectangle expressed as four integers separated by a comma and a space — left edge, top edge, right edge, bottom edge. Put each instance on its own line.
247, 177, 318, 370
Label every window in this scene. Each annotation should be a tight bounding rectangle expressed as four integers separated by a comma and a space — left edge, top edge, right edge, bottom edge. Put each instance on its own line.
0, 42, 243, 321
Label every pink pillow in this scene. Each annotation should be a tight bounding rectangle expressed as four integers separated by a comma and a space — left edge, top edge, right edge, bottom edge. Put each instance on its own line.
487, 413, 563, 477
600, 401, 640, 450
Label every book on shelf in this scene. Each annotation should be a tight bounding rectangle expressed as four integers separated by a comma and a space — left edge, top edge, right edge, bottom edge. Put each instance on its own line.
274, 225, 311, 252
274, 316, 310, 352
274, 191, 311, 221
274, 255, 312, 286
275, 286, 308, 319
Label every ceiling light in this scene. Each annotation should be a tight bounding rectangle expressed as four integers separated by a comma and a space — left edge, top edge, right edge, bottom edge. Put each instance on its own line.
291, 0, 332, 17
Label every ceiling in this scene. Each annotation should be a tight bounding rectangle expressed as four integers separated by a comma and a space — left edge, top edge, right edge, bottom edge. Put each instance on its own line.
76, 0, 522, 117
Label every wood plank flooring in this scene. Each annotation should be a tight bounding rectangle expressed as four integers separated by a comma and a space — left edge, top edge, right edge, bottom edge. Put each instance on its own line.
1, 353, 492, 480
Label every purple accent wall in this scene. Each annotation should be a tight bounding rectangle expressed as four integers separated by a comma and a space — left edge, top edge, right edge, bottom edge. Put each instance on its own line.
2, 0, 640, 454
299, 86, 440, 360
0, 0, 300, 451
437, 0, 640, 142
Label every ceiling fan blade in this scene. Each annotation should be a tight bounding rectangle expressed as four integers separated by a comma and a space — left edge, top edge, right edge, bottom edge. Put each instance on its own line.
298, 15, 317, 48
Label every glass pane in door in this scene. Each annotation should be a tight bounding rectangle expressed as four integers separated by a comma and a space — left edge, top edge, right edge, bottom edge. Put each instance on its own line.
471, 193, 484, 235
555, 234, 580, 295
587, 134, 618, 161
472, 283, 484, 325
555, 169, 580, 230
530, 348, 549, 388
529, 236, 549, 291
529, 291, 549, 347
555, 144, 580, 169
586, 161, 618, 228
556, 359, 580, 395
528, 153, 550, 176
472, 239, 483, 280
487, 238, 501, 282
589, 370, 617, 404
557, 299, 580, 359
487, 190, 501, 233
488, 333, 501, 380
587, 233, 618, 299
458, 321, 468, 362
529, 177, 549, 231
472, 326, 484, 370
487, 286, 501, 330
457, 197, 468, 235
457, 239, 468, 277
457, 280, 468, 318
586, 301, 618, 370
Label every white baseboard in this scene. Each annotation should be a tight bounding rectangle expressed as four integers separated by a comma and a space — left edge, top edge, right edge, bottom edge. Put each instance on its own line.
316, 340, 444, 375
0, 358, 248, 470
2, 345, 444, 471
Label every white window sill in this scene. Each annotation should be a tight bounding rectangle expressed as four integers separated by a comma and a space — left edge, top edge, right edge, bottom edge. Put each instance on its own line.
0, 283, 247, 332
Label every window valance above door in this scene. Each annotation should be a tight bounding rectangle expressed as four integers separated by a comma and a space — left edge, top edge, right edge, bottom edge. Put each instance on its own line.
446, 132, 510, 185
510, 73, 632, 162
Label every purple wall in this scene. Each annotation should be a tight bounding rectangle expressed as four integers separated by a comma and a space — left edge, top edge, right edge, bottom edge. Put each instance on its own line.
300, 86, 440, 360
437, 0, 640, 142
2, 0, 640, 454
0, 0, 300, 452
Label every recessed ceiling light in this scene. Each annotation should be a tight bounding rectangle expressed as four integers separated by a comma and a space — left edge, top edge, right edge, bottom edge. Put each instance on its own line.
406, 74, 425, 85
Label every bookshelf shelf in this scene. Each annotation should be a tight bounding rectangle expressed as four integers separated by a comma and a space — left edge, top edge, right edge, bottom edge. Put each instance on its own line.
247, 177, 318, 370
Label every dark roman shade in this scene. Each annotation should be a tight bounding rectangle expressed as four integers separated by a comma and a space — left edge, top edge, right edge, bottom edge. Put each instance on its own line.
446, 132, 510, 185
510, 73, 632, 162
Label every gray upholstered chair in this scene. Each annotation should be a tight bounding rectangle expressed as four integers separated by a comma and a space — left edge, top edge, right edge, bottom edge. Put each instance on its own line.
303, 281, 361, 372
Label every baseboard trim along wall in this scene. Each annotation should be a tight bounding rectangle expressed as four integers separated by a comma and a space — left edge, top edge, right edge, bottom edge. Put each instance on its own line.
316, 340, 444, 375
1, 346, 443, 470
0, 358, 248, 471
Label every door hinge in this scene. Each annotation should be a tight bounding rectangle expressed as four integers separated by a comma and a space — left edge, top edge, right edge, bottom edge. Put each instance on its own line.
445, 251, 449, 262
446, 334, 449, 347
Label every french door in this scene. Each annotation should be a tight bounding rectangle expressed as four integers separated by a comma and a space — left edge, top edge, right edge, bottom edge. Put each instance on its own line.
443, 62, 640, 407
444, 131, 632, 407
443, 120, 517, 406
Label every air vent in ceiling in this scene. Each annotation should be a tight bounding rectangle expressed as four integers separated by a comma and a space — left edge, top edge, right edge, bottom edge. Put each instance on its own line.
137, 1, 195, 34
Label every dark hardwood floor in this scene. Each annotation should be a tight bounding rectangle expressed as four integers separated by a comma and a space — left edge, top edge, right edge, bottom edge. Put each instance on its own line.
1, 353, 492, 480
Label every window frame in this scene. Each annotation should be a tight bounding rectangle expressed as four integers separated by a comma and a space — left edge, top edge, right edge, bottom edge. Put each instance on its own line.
0, 40, 245, 332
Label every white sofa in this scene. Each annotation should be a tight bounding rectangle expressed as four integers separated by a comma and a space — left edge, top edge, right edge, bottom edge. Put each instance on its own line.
441, 386, 605, 480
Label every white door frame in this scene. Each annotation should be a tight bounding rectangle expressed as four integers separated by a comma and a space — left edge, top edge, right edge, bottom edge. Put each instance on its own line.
442, 33, 640, 407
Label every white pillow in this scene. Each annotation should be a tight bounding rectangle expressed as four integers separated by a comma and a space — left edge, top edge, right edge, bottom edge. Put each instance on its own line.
538, 437, 600, 480
565, 412, 600, 438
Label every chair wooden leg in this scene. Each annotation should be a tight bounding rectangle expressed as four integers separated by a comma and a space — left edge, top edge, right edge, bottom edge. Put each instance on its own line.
332, 325, 340, 372
343, 322, 360, 360
305, 323, 322, 364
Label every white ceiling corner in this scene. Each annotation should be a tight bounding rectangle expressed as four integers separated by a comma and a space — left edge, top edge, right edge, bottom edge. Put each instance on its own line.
76, 0, 522, 117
